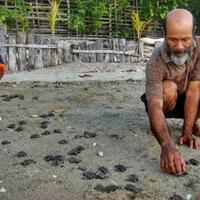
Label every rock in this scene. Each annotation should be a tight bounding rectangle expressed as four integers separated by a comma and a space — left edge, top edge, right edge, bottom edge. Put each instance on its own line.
0, 188, 6, 193
186, 194, 192, 200
93, 142, 96, 146
31, 114, 39, 118
140, 37, 164, 45
96, 150, 103, 157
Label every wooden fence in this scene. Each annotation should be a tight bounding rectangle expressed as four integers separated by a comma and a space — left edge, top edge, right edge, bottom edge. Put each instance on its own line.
0, 25, 144, 72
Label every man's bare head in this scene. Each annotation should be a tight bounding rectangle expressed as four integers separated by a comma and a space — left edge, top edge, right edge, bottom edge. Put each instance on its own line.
163, 9, 195, 36
164, 9, 195, 65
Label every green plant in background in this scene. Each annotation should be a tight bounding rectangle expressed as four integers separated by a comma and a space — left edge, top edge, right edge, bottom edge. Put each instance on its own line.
180, 0, 200, 33
69, 14, 85, 36
131, 10, 152, 40
13, 0, 32, 32
2, 0, 197, 38
108, 0, 132, 38
68, 0, 85, 36
68, 0, 108, 36
139, 0, 187, 21
89, 1, 108, 34
48, 0, 62, 35
67, 0, 138, 38
0, 6, 14, 25
0, 1, 32, 32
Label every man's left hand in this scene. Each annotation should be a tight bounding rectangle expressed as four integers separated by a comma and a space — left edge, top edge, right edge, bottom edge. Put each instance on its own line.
178, 133, 200, 149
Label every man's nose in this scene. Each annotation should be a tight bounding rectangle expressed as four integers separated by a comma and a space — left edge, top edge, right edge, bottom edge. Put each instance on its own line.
175, 41, 184, 50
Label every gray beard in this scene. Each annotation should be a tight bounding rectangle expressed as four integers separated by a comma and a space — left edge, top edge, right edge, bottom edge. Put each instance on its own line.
170, 52, 190, 65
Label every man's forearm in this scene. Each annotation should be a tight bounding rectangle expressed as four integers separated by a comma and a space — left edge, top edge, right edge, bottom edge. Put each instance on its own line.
148, 100, 173, 147
183, 81, 200, 135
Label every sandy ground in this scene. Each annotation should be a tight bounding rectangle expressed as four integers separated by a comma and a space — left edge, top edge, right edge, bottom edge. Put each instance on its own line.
0, 63, 200, 200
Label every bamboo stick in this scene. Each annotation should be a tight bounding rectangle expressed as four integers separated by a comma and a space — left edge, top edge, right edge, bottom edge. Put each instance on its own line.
0, 44, 59, 48
72, 49, 137, 56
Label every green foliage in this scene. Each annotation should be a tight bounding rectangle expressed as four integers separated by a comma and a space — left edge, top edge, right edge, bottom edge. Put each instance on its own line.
4, 0, 200, 38
68, 0, 133, 37
0, 0, 32, 32
179, 0, 200, 31
68, 13, 85, 36
131, 10, 152, 40
139, 0, 186, 21
13, 0, 32, 32
110, 0, 131, 38
0, 6, 14, 25
118, 26, 133, 38
48, 0, 62, 35
68, 0, 108, 35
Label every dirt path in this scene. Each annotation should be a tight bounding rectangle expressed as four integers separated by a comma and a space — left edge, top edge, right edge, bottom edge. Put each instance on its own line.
0, 72, 200, 199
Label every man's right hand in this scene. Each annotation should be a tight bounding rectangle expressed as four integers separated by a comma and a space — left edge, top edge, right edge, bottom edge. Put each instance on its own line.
160, 142, 186, 174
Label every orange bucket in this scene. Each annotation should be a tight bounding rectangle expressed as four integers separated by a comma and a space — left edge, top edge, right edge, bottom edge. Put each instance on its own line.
0, 63, 6, 79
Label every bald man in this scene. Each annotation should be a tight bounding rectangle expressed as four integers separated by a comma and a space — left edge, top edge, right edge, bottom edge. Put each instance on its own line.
141, 9, 200, 174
